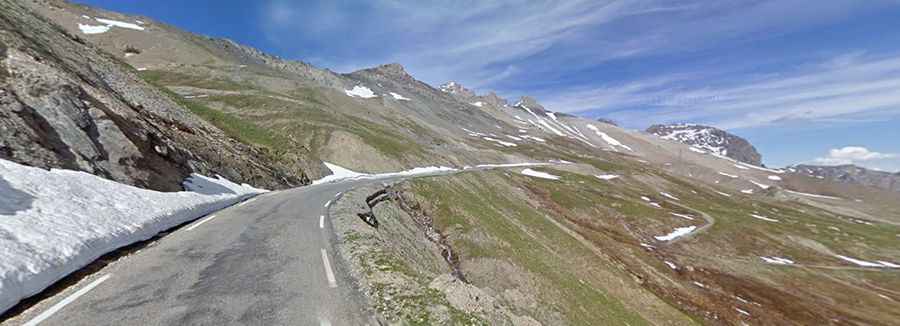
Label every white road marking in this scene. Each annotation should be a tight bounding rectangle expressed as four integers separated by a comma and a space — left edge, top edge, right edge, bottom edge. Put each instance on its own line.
238, 198, 256, 207
319, 317, 332, 326
24, 274, 112, 326
186, 214, 217, 231
319, 215, 325, 229
323, 200, 332, 208
320, 249, 337, 288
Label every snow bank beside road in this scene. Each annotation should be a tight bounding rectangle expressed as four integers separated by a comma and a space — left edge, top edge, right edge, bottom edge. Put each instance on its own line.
0, 159, 265, 314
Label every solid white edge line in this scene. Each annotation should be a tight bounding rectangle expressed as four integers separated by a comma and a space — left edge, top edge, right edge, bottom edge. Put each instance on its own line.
320, 249, 337, 288
319, 215, 325, 229
238, 197, 257, 207
186, 214, 216, 231
23, 274, 112, 326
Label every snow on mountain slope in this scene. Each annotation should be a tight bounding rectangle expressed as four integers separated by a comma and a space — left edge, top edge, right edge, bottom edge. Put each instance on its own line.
0, 159, 265, 313
511, 97, 595, 146
345, 85, 378, 98
647, 124, 762, 166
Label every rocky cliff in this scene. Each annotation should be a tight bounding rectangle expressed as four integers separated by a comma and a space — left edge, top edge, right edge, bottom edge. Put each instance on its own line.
0, 0, 308, 191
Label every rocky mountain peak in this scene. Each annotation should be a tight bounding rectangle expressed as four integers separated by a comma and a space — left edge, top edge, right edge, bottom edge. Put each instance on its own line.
481, 92, 508, 107
647, 124, 763, 166
513, 96, 547, 113
439, 81, 476, 98
371, 63, 411, 78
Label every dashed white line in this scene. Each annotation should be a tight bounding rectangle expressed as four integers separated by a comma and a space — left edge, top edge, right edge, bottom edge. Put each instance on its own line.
186, 214, 217, 231
24, 274, 112, 326
323, 200, 332, 208
320, 249, 337, 288
319, 215, 325, 229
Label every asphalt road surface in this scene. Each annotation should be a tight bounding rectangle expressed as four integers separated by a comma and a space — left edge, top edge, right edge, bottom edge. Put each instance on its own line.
6, 165, 555, 326
8, 176, 431, 326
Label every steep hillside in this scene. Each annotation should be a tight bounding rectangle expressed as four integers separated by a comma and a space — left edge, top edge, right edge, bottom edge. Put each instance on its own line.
647, 124, 762, 166
1, 0, 311, 191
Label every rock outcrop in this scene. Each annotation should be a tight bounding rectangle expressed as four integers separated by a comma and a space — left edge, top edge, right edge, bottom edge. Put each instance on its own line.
647, 124, 763, 166
0, 0, 307, 191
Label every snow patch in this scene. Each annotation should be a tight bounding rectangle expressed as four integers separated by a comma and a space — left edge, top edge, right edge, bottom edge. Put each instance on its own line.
520, 169, 560, 180
835, 255, 899, 268
0, 159, 265, 313
95, 18, 146, 31
749, 180, 770, 189
389, 92, 410, 101
760, 256, 794, 265
660, 192, 680, 201
520, 135, 546, 142
718, 172, 738, 178
595, 174, 619, 180
470, 101, 484, 107
664, 261, 678, 270
654, 226, 697, 241
344, 85, 377, 98
505, 135, 523, 141
483, 137, 517, 147
77, 24, 110, 34
750, 214, 779, 222
767, 175, 782, 181
586, 125, 633, 151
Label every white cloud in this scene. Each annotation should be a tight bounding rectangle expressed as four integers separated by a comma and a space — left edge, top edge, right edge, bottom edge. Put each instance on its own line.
545, 52, 900, 130
813, 146, 897, 166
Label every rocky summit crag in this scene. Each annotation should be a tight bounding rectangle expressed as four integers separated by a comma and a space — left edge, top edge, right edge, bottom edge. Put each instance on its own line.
647, 123, 763, 166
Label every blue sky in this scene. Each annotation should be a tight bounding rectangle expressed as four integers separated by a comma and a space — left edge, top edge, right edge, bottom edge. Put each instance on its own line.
78, 0, 900, 171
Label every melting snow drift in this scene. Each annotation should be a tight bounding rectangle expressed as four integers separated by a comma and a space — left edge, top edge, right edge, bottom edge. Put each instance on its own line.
345, 85, 378, 98
78, 17, 145, 34
389, 92, 410, 101
0, 159, 266, 313
760, 256, 794, 265
654, 226, 697, 241
520, 168, 560, 180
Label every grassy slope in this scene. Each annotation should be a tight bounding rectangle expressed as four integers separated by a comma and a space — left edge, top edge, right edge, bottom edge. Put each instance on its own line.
406, 155, 900, 325
139, 69, 432, 165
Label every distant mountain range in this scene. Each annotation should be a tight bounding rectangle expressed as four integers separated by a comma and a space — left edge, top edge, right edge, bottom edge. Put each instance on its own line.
790, 164, 900, 193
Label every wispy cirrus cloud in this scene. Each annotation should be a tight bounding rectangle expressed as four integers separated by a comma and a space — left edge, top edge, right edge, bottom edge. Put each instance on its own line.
547, 51, 900, 130
258, 0, 891, 93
